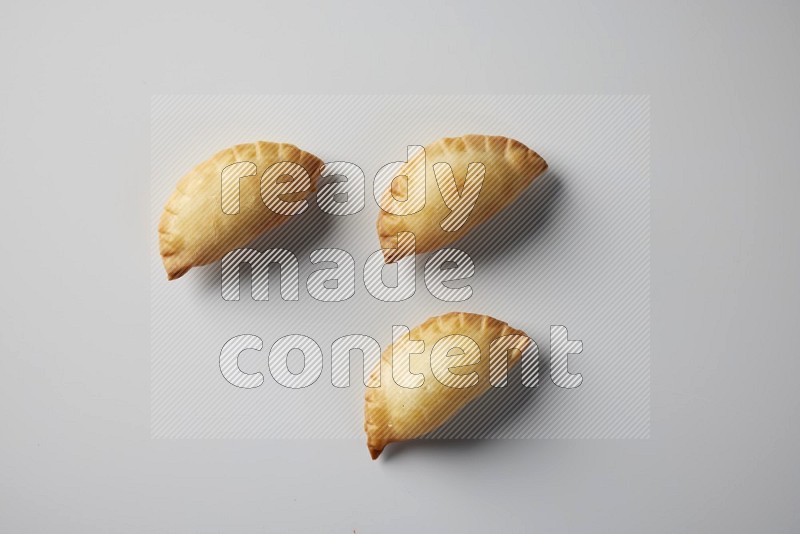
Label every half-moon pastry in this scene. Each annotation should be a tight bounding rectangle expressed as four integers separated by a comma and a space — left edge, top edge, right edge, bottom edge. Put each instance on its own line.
159, 141, 323, 280
376, 135, 547, 262
364, 312, 531, 459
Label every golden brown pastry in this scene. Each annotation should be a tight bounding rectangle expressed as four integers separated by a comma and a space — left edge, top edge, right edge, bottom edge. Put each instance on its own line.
159, 141, 323, 279
364, 312, 531, 459
376, 135, 547, 262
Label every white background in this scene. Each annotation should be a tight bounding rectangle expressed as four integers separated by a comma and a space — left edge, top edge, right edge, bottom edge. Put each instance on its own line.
1, 1, 798, 532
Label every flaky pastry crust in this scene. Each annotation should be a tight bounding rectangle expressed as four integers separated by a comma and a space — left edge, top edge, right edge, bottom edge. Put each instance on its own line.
364, 312, 530, 459
159, 141, 323, 279
377, 135, 547, 262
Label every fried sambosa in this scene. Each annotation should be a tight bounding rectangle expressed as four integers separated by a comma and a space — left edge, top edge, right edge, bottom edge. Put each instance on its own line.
159, 141, 323, 280
376, 135, 547, 262
364, 312, 531, 459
